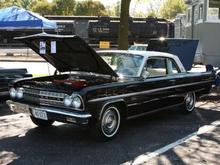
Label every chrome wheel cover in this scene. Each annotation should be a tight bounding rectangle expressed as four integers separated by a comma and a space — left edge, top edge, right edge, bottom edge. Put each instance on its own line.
185, 92, 195, 111
101, 107, 120, 138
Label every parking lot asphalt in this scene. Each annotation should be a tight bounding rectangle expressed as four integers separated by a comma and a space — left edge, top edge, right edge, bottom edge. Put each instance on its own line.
0, 90, 220, 165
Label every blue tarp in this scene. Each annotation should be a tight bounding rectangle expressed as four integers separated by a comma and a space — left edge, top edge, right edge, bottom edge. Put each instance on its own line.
0, 6, 57, 29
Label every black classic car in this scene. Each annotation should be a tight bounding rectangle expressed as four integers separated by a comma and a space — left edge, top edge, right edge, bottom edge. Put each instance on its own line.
7, 33, 214, 139
0, 68, 32, 96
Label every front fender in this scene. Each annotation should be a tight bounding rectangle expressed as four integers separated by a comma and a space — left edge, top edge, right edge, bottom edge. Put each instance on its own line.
86, 99, 127, 122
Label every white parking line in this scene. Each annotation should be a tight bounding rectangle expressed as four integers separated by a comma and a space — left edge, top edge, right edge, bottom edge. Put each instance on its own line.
123, 119, 220, 165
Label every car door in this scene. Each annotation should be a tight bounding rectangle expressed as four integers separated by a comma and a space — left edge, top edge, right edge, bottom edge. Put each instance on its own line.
129, 56, 179, 115
165, 57, 186, 105
143, 57, 177, 111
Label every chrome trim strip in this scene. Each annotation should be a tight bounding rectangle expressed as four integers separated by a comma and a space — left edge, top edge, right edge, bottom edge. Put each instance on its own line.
24, 88, 67, 99
34, 107, 91, 119
38, 98, 63, 104
88, 80, 213, 103
39, 91, 67, 98
126, 103, 183, 120
6, 100, 91, 119
127, 98, 160, 107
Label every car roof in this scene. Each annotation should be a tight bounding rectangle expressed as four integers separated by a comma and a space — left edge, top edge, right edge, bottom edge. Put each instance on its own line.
131, 44, 148, 46
97, 50, 178, 59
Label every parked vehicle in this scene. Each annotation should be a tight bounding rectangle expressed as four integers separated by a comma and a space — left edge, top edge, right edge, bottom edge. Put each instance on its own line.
129, 44, 148, 51
0, 68, 32, 96
7, 33, 214, 139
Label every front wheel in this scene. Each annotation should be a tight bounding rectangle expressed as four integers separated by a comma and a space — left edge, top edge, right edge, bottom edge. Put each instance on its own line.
91, 105, 121, 140
182, 91, 196, 113
30, 116, 54, 127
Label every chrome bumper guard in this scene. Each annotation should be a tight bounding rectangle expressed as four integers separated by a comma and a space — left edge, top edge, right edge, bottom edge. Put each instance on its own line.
6, 100, 92, 120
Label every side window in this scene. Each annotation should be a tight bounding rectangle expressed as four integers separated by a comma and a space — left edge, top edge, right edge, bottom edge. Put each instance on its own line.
167, 58, 180, 74
145, 57, 167, 77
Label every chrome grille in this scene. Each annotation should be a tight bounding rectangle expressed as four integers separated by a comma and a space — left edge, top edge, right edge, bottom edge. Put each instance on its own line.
23, 87, 67, 106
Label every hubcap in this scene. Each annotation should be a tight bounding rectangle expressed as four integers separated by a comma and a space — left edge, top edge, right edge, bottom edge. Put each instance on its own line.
101, 107, 120, 137
185, 92, 195, 111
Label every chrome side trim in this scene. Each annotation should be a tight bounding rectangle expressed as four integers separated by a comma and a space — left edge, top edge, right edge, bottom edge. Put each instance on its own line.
127, 98, 160, 107
126, 103, 183, 120
6, 100, 91, 119
88, 80, 213, 103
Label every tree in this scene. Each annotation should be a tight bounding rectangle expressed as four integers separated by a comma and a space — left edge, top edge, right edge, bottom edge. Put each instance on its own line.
118, 0, 131, 50
31, 0, 56, 15
16, 0, 36, 9
160, 0, 187, 19
0, 0, 36, 9
75, 0, 107, 16
114, 1, 121, 17
55, 0, 76, 15
105, 1, 120, 16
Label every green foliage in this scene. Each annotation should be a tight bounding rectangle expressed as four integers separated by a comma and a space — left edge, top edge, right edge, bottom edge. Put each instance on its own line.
159, 0, 187, 19
0, 0, 36, 9
114, 1, 121, 17
75, 0, 107, 16
106, 1, 120, 16
147, 11, 158, 17
31, 0, 56, 15
55, 0, 75, 15
0, 0, 108, 16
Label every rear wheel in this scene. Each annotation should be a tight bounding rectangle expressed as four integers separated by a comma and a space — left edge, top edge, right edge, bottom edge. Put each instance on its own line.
182, 91, 196, 113
91, 105, 121, 140
30, 116, 54, 127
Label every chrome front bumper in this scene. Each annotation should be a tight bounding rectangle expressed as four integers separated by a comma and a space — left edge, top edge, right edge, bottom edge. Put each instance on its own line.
6, 100, 92, 125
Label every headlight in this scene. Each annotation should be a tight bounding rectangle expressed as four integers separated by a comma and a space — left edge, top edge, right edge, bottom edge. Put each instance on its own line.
9, 88, 16, 98
72, 96, 82, 109
16, 88, 24, 99
64, 95, 72, 107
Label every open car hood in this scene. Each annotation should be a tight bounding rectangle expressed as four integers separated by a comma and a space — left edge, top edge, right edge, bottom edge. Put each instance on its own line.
15, 33, 118, 77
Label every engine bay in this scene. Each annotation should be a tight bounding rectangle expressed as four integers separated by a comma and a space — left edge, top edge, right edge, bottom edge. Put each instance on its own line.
18, 73, 114, 92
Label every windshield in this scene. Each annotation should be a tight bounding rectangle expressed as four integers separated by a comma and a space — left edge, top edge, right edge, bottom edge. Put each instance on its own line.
128, 45, 136, 50
99, 52, 144, 77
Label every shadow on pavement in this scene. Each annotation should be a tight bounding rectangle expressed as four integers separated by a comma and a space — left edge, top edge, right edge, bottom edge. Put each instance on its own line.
0, 105, 220, 165
0, 96, 14, 116
147, 127, 220, 165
